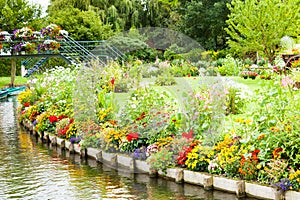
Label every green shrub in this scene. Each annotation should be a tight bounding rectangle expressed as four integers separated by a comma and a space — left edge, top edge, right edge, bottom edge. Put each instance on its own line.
217, 55, 242, 76
155, 74, 176, 86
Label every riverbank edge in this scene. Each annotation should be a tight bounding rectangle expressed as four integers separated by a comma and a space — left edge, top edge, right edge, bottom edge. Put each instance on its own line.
21, 119, 300, 200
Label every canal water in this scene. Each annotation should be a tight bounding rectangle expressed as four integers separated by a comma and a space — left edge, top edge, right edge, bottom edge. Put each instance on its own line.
0, 97, 258, 200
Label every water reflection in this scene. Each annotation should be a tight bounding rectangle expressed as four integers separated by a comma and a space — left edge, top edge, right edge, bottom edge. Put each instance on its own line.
0, 97, 257, 200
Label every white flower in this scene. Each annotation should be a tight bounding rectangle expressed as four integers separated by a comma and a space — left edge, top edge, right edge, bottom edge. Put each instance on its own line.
59, 30, 68, 36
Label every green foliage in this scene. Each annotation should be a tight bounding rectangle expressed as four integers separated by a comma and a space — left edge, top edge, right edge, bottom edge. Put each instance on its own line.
155, 74, 176, 86
80, 134, 100, 149
147, 148, 174, 174
50, 0, 174, 30
225, 87, 246, 115
0, 59, 22, 77
216, 55, 241, 76
177, 0, 232, 50
0, 0, 43, 32
225, 0, 300, 62
49, 7, 114, 40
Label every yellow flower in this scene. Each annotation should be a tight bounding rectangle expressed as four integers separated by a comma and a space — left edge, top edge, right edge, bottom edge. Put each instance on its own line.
235, 118, 244, 123
230, 129, 235, 134
257, 165, 262, 170
245, 119, 253, 125
285, 125, 292, 132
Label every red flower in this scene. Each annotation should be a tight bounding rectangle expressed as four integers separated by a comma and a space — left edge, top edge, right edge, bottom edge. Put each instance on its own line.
49, 115, 58, 123
23, 102, 30, 107
182, 130, 194, 139
251, 149, 260, 160
69, 118, 74, 123
127, 132, 139, 142
110, 77, 115, 85
58, 114, 68, 120
136, 112, 146, 121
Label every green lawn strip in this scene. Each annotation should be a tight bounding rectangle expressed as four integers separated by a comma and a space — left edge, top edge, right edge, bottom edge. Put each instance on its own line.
228, 76, 268, 91
0, 76, 28, 89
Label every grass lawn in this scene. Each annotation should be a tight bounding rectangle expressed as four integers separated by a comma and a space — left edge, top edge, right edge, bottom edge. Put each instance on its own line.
115, 76, 271, 109
0, 76, 28, 89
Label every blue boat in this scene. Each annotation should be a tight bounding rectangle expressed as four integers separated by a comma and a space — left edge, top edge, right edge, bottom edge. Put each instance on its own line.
0, 90, 8, 100
5, 86, 26, 96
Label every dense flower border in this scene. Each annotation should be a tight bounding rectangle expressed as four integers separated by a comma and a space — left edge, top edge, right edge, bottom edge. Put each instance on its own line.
17, 61, 300, 194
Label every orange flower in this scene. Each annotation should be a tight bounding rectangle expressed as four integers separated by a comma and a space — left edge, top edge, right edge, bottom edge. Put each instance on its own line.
257, 134, 265, 140
272, 147, 283, 158
251, 149, 260, 160
270, 126, 280, 132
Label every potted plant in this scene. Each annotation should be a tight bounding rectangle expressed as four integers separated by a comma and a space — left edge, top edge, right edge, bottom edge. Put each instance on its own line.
13, 43, 26, 54
13, 26, 33, 40
0, 31, 11, 41
24, 42, 36, 54
41, 40, 60, 51
41, 24, 61, 39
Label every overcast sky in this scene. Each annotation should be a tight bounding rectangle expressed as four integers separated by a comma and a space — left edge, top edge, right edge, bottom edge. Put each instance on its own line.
29, 0, 50, 16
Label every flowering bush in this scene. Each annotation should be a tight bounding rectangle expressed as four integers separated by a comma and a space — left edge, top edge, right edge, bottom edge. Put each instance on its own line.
238, 150, 260, 181
118, 87, 179, 144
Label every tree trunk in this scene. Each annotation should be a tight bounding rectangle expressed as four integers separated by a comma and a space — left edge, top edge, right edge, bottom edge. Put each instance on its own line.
10, 59, 16, 87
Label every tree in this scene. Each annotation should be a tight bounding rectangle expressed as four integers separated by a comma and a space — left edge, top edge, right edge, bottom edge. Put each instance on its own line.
0, 0, 43, 85
48, 7, 114, 41
0, 0, 43, 32
176, 0, 231, 50
225, 0, 300, 62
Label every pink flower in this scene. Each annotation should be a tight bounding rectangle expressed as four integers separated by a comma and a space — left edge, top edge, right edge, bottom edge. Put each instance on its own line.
281, 76, 294, 87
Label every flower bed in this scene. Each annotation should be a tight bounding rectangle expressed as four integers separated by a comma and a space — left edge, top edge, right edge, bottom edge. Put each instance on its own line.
19, 122, 300, 200
17, 59, 300, 198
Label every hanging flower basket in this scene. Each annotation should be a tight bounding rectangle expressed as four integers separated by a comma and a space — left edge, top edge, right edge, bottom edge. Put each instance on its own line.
41, 24, 61, 39
13, 26, 34, 40
0, 31, 11, 41
39, 40, 60, 52
24, 42, 36, 53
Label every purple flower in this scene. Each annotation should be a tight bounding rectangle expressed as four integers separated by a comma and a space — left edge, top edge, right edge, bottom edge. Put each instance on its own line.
272, 178, 292, 191
33, 120, 37, 126
70, 136, 82, 144
131, 147, 146, 160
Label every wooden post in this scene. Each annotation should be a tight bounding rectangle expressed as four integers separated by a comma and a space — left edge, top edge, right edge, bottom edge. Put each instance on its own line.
10, 59, 16, 87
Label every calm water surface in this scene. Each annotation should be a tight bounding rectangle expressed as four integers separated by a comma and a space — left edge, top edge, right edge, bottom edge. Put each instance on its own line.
0, 97, 258, 200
